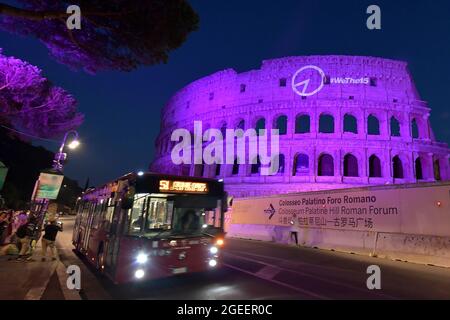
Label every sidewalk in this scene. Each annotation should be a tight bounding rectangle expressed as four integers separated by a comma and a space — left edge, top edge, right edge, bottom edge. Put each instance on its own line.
0, 239, 80, 300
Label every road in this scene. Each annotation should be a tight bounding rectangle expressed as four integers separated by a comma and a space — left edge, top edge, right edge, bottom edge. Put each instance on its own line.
57, 216, 450, 300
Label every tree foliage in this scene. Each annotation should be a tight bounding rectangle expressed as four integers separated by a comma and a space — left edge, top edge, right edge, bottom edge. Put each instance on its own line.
0, 49, 83, 138
0, 0, 199, 73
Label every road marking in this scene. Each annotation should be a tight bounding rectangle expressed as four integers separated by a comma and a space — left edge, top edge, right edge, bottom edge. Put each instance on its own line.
24, 261, 58, 300
255, 265, 281, 280
224, 252, 397, 300
223, 263, 329, 299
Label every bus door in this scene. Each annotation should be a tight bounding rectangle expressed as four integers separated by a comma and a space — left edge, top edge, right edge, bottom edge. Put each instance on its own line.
104, 203, 125, 275
82, 202, 96, 252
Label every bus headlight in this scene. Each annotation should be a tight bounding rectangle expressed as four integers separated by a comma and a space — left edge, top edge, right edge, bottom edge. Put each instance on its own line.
209, 246, 218, 254
136, 252, 148, 264
135, 269, 145, 279
209, 259, 217, 267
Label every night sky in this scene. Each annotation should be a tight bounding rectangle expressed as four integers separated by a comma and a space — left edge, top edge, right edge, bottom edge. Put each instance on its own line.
1, 0, 449, 186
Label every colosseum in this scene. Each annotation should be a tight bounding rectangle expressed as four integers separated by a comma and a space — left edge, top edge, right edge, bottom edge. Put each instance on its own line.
150, 55, 450, 198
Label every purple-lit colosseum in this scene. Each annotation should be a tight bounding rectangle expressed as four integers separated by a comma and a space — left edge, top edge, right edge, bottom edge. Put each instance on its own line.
150, 55, 450, 198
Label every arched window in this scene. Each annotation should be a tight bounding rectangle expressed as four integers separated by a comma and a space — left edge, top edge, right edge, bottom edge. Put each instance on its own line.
415, 158, 423, 180
194, 164, 204, 177
319, 114, 334, 133
392, 156, 403, 179
434, 158, 441, 181
369, 155, 382, 178
251, 156, 261, 174
274, 154, 285, 174
368, 115, 380, 135
295, 114, 310, 134
236, 119, 245, 130
232, 157, 239, 176
411, 119, 419, 139
293, 153, 309, 176
344, 154, 359, 177
318, 154, 334, 176
390, 116, 401, 137
215, 164, 221, 177
275, 115, 287, 135
255, 118, 265, 136
343, 114, 358, 134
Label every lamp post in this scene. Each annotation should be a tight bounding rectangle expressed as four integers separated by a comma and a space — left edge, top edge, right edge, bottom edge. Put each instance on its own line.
52, 130, 80, 172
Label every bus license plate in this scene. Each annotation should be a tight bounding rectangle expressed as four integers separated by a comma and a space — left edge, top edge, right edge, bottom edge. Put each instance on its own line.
172, 267, 187, 274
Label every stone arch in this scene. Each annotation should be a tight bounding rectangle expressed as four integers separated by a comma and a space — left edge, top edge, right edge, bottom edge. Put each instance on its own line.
392, 155, 404, 179
343, 114, 358, 134
319, 113, 334, 133
433, 157, 442, 181
295, 114, 310, 134
255, 117, 266, 136
390, 116, 401, 137
274, 115, 287, 135
293, 153, 309, 176
235, 118, 245, 130
415, 157, 423, 180
369, 154, 382, 178
367, 114, 380, 135
343, 153, 359, 177
318, 153, 334, 176
411, 118, 419, 139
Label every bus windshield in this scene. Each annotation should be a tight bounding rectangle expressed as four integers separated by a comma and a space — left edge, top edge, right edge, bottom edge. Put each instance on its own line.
127, 194, 223, 239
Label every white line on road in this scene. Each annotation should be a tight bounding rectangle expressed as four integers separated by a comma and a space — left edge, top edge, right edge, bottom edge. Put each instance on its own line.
224, 252, 397, 300
223, 262, 329, 299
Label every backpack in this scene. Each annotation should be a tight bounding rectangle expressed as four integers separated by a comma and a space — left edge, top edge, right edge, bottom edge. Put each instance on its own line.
16, 224, 28, 238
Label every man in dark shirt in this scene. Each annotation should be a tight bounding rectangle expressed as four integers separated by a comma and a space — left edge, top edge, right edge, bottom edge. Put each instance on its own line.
41, 216, 62, 261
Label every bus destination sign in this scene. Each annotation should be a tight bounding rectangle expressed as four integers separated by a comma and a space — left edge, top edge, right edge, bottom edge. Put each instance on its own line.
159, 180, 209, 194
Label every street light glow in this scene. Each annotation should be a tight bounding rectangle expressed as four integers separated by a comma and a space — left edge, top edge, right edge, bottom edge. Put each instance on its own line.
68, 140, 80, 149
137, 171, 144, 176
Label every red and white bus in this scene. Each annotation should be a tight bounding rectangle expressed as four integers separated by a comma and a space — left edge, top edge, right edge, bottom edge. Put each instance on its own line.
72, 172, 227, 284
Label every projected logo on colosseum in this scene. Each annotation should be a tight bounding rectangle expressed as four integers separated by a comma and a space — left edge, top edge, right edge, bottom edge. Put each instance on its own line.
291, 65, 326, 97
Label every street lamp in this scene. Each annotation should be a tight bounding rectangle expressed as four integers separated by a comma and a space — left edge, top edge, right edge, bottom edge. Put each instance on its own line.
53, 130, 80, 172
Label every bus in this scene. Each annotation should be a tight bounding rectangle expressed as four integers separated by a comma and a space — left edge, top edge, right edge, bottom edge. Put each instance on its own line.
72, 172, 227, 284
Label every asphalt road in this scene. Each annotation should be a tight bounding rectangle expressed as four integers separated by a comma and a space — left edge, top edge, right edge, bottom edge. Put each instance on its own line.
57, 216, 450, 300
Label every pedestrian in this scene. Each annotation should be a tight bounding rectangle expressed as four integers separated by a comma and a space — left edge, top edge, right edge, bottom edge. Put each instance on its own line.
0, 212, 10, 245
15, 218, 32, 261
40, 215, 62, 261
289, 214, 300, 246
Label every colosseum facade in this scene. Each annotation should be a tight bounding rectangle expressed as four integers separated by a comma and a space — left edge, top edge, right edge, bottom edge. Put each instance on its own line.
150, 55, 450, 198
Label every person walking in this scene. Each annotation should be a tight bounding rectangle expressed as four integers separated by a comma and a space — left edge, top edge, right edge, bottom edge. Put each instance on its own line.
15, 219, 32, 261
289, 214, 300, 246
41, 216, 62, 261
